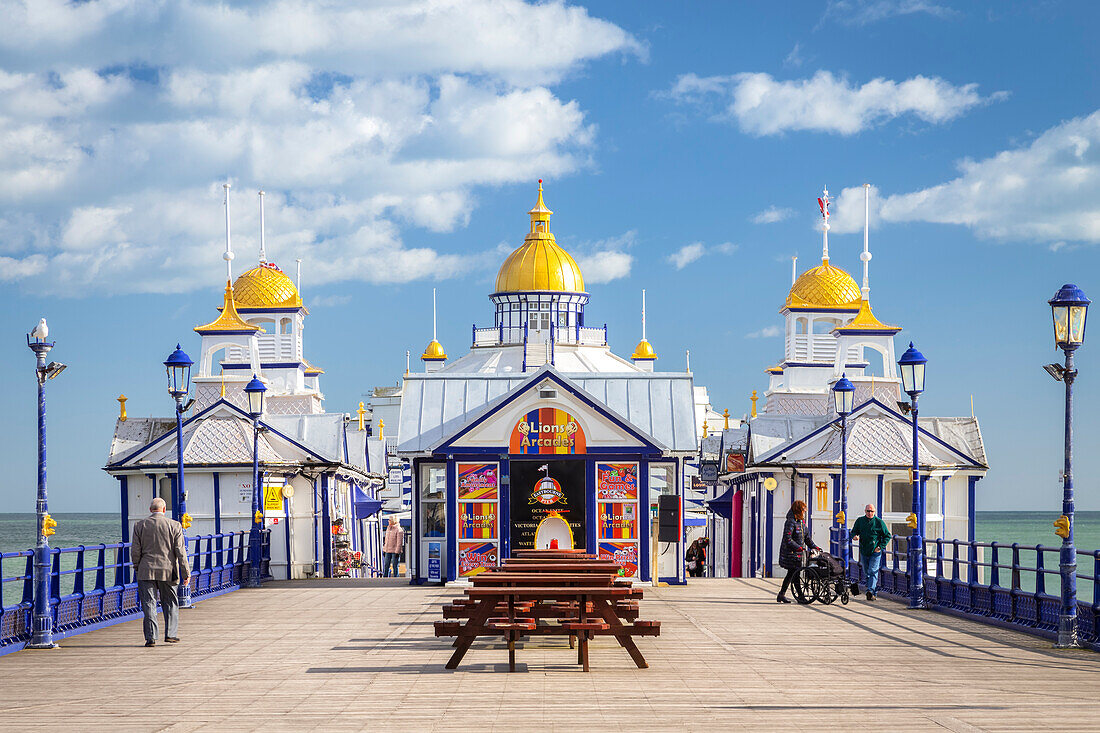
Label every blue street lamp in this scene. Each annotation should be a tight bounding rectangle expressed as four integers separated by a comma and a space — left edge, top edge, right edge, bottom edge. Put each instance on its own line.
244, 374, 267, 588
27, 319, 65, 649
164, 344, 194, 608
832, 374, 855, 574
898, 341, 927, 609
1046, 283, 1089, 648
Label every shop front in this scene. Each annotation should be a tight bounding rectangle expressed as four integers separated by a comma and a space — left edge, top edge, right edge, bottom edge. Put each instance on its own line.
400, 368, 693, 584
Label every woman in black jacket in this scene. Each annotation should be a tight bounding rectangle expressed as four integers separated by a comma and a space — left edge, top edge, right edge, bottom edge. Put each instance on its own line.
777, 500, 819, 603
686, 537, 709, 577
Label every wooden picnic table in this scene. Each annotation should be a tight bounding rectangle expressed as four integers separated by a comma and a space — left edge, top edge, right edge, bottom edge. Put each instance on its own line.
436, 585, 657, 672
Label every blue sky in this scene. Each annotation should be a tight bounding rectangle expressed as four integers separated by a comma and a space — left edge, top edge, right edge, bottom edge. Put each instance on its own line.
1, 0, 1098, 514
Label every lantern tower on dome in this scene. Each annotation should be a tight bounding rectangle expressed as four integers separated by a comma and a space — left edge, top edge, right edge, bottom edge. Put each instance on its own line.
764, 186, 903, 415
191, 187, 324, 414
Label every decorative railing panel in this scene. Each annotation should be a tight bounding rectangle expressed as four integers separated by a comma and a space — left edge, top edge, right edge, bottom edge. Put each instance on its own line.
0, 530, 268, 656
846, 536, 1100, 649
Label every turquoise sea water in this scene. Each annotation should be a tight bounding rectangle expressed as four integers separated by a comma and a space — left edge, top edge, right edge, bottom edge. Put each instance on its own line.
3, 511, 1099, 605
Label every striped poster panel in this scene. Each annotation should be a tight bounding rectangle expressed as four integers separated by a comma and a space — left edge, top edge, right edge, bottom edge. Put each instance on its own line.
509, 407, 586, 454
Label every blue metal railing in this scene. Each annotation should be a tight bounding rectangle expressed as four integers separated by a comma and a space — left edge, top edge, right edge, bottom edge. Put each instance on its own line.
843, 535, 1100, 649
0, 530, 269, 656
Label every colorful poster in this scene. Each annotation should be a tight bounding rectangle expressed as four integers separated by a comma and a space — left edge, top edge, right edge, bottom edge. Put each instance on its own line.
597, 463, 638, 500
509, 408, 586, 454
459, 541, 498, 576
599, 502, 637, 539
598, 541, 639, 578
458, 463, 498, 500
459, 501, 497, 539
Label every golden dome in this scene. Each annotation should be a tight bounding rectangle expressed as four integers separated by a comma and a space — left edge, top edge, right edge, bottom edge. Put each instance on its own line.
785, 259, 861, 310
421, 339, 447, 361
195, 281, 262, 334
233, 263, 302, 309
494, 181, 585, 293
632, 338, 657, 361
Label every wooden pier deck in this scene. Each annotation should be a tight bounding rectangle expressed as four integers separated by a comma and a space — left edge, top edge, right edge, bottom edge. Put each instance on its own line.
0, 578, 1097, 732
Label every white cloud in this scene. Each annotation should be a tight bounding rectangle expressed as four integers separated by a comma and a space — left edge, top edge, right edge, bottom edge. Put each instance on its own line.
669, 242, 706, 269
746, 325, 782, 338
0, 0, 640, 294
752, 205, 795, 224
667, 241, 736, 269
573, 230, 635, 284
828, 110, 1100, 245
783, 43, 804, 69
667, 70, 1003, 136
824, 0, 955, 26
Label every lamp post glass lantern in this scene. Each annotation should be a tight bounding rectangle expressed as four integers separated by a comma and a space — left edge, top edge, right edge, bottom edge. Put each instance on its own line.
1048, 284, 1089, 647
897, 342, 927, 609
833, 374, 855, 572
244, 375, 267, 587
163, 344, 194, 608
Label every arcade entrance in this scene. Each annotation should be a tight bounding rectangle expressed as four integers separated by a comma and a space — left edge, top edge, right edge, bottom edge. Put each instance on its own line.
509, 459, 586, 552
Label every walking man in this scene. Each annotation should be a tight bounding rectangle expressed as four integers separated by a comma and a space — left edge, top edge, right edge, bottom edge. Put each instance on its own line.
131, 497, 190, 646
382, 516, 404, 578
851, 503, 891, 601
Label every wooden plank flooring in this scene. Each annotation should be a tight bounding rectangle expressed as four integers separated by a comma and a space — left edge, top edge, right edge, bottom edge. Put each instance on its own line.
0, 578, 1097, 732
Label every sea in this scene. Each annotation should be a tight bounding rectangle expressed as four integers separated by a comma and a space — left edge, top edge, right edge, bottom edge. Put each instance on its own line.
2, 511, 1099, 604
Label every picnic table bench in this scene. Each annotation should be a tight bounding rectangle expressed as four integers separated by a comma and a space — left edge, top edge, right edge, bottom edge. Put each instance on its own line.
435, 585, 658, 672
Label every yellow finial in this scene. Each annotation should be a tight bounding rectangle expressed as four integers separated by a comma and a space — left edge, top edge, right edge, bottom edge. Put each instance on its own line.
702, 420, 708, 439
528, 178, 553, 234
356, 402, 366, 432
723, 408, 730, 430
750, 390, 758, 418
219, 369, 226, 398
195, 280, 262, 334
117, 394, 128, 421
378, 418, 384, 441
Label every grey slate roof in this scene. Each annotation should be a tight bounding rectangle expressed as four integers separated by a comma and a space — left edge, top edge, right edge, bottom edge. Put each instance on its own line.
397, 365, 698, 454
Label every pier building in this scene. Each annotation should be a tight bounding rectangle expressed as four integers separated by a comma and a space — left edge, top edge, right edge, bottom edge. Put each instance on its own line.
392, 183, 702, 584
104, 193, 387, 580
704, 188, 988, 578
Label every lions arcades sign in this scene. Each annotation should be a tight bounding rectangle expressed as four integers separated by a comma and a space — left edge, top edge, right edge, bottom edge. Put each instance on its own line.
509, 408, 587, 455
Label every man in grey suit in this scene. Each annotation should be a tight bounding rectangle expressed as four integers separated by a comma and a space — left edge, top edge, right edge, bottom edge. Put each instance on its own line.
131, 497, 190, 647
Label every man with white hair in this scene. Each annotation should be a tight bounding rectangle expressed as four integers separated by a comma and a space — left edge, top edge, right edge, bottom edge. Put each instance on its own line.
850, 503, 892, 601
131, 497, 190, 646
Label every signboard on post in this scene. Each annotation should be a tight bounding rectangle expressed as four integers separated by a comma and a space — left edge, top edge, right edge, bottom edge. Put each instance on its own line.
263, 480, 286, 517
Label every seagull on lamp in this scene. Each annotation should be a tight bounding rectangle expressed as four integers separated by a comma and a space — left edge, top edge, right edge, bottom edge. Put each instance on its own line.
31, 318, 48, 341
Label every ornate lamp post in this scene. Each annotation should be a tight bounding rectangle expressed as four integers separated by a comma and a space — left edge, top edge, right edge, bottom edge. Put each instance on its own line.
898, 342, 927, 609
244, 374, 267, 588
832, 374, 855, 573
163, 344, 194, 608
1046, 283, 1089, 648
27, 319, 65, 649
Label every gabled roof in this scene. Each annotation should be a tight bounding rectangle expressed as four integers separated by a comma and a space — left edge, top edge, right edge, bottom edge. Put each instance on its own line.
105, 399, 377, 477
397, 364, 697, 454
750, 398, 986, 470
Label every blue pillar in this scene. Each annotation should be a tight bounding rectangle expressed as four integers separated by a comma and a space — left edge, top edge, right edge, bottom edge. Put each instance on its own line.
320, 474, 332, 577
446, 460, 457, 582
27, 334, 56, 649
764, 472, 774, 577
499, 458, 511, 560
119, 476, 130, 585
1057, 347, 1079, 647
639, 460, 650, 582
908, 394, 925, 609
585, 459, 597, 553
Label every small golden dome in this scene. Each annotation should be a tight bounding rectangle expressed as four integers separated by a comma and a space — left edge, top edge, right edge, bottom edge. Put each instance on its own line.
785, 259, 861, 310
233, 263, 302, 309
494, 181, 585, 293
421, 339, 447, 361
632, 339, 657, 361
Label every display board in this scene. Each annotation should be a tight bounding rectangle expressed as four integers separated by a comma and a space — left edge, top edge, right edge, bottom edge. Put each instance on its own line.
457, 463, 499, 576
596, 462, 639, 577
509, 408, 586, 455
509, 460, 586, 552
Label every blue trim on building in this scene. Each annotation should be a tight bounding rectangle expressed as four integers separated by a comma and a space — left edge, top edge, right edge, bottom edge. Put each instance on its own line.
119, 476, 130, 584
499, 458, 511, 560
639, 459, 650, 583
764, 472, 774, 577
446, 460, 457, 583
968, 476, 978, 543
877, 474, 884, 516
321, 474, 332, 577
283, 494, 292, 580
585, 459, 597, 553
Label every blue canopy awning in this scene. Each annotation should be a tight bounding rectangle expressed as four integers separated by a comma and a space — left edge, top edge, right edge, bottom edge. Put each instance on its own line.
353, 486, 383, 519
706, 485, 739, 521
